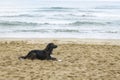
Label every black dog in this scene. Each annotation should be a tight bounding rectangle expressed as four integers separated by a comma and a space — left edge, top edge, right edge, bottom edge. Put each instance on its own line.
19, 43, 57, 60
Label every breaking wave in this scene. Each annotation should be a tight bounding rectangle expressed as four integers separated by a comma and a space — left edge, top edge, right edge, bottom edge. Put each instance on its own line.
0, 20, 119, 27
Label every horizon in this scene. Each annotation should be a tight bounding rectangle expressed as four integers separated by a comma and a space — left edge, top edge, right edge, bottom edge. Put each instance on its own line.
0, 0, 119, 9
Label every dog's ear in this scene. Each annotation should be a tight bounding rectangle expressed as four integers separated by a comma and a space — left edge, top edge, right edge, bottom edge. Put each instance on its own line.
46, 43, 57, 49
48, 43, 54, 45
48, 43, 54, 47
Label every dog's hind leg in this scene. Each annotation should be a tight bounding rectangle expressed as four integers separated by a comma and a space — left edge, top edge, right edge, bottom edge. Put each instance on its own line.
26, 52, 36, 60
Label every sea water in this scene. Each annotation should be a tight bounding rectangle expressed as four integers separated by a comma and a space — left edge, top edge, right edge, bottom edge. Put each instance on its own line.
0, 0, 120, 39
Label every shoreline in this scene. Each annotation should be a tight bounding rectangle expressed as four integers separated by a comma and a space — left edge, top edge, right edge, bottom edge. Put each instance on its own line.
0, 38, 120, 45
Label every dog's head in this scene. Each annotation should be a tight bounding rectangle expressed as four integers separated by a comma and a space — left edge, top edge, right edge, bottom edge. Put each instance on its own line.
48, 43, 57, 49
45, 43, 58, 51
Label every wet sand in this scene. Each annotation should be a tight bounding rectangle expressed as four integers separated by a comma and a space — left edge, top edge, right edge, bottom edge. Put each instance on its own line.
0, 38, 120, 80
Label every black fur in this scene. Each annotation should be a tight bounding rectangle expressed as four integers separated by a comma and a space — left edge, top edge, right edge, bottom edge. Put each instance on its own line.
19, 43, 57, 60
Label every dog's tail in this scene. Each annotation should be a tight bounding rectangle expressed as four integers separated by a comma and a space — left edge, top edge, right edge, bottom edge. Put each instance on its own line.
18, 56, 26, 60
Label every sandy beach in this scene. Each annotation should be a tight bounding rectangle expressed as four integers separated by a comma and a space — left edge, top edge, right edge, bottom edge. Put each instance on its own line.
0, 38, 120, 80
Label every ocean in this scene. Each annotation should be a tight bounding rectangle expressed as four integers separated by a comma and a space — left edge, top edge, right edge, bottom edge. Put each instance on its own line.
0, 0, 120, 39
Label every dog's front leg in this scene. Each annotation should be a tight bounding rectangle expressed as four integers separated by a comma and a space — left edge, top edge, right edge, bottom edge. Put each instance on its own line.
51, 57, 57, 61
46, 55, 52, 60
45, 51, 51, 60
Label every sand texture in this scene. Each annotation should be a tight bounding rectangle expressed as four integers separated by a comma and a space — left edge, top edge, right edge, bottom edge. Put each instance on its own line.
0, 39, 120, 80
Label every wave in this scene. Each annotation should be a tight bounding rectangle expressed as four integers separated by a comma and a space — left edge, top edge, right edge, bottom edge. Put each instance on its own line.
0, 13, 95, 18
0, 14, 40, 18
0, 20, 119, 27
69, 21, 108, 26
95, 5, 120, 9
70, 21, 120, 26
14, 29, 48, 33
54, 29, 79, 33
0, 21, 39, 26
39, 7, 75, 10
13, 29, 80, 33
1, 28, 120, 34
34, 7, 76, 12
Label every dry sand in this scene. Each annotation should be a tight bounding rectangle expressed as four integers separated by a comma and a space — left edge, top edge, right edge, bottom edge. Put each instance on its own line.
0, 38, 120, 80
